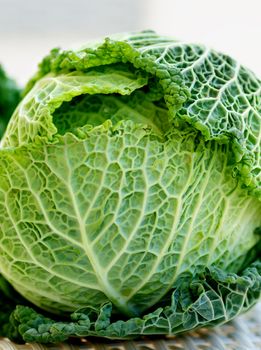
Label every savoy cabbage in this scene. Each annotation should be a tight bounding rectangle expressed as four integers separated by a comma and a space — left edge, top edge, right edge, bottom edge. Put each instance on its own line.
0, 31, 260, 343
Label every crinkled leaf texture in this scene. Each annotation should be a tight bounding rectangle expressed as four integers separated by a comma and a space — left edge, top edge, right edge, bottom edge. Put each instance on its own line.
0, 31, 260, 342
2, 261, 261, 343
0, 65, 20, 138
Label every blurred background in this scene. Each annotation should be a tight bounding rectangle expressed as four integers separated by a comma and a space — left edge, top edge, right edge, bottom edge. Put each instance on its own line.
0, 0, 261, 85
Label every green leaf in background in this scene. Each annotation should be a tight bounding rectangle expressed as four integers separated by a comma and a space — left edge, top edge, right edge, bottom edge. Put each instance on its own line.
0, 65, 20, 138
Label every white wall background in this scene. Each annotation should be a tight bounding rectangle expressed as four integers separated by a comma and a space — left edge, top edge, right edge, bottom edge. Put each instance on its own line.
0, 0, 260, 85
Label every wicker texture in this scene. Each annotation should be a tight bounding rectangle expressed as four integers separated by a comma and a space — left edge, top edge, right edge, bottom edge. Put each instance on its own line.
0, 303, 260, 350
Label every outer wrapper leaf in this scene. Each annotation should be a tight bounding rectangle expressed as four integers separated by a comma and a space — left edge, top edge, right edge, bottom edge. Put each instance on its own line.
4, 261, 261, 343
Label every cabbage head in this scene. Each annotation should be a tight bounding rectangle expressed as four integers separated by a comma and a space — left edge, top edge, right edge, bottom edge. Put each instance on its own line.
0, 31, 260, 343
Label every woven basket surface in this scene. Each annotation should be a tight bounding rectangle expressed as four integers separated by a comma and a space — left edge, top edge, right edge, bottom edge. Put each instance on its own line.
0, 303, 260, 350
